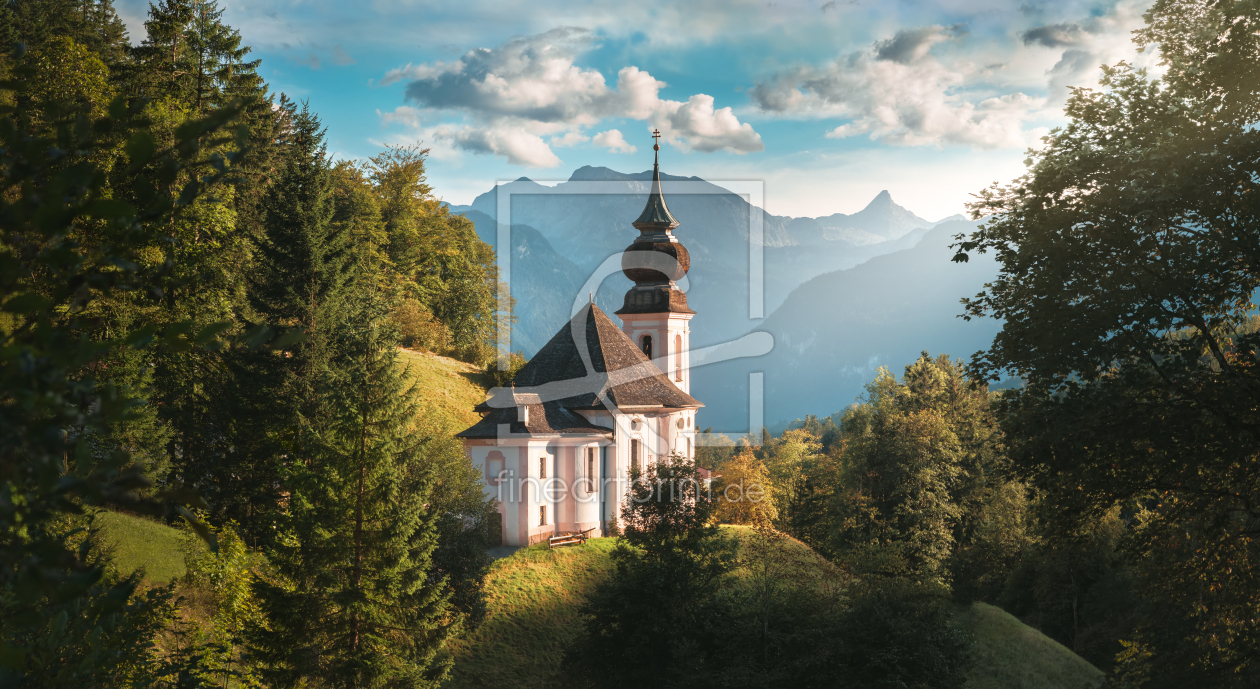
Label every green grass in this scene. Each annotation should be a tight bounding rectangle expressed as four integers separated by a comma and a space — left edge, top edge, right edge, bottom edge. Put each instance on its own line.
445, 538, 619, 689
95, 510, 187, 584
448, 527, 1106, 689
397, 348, 491, 433
955, 601, 1104, 689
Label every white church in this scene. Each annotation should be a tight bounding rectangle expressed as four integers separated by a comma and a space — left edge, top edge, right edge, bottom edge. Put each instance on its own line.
457, 141, 703, 547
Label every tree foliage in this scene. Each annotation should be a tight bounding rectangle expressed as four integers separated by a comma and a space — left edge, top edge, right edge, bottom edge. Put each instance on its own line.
954, 1, 1260, 681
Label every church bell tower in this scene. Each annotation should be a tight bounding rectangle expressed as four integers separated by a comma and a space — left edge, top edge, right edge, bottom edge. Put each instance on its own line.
617, 132, 694, 394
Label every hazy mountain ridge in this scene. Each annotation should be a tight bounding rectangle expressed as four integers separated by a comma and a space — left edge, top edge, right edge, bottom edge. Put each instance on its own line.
691, 219, 1002, 430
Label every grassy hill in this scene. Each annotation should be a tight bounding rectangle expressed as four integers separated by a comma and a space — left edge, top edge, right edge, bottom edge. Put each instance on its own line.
956, 602, 1104, 689
447, 528, 1106, 689
98, 513, 1106, 689
93, 355, 1101, 688
445, 538, 619, 689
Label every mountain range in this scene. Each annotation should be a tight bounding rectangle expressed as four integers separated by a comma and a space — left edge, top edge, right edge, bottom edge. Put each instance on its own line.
447, 166, 998, 430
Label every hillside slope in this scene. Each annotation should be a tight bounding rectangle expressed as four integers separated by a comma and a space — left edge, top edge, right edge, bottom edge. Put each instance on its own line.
397, 348, 490, 433
447, 530, 1104, 689
956, 602, 1104, 689
445, 539, 619, 689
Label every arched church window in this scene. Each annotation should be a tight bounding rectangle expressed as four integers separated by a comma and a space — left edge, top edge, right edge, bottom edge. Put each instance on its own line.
675, 335, 683, 381
640, 335, 652, 360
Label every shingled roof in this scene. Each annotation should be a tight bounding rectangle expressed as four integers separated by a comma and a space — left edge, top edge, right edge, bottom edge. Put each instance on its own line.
455, 402, 614, 439
512, 303, 701, 409
458, 303, 701, 440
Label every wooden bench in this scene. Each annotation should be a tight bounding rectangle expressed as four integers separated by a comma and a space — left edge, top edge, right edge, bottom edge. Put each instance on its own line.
548, 527, 596, 549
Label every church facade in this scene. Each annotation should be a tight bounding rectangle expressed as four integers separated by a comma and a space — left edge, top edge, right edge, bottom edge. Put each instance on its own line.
457, 142, 702, 546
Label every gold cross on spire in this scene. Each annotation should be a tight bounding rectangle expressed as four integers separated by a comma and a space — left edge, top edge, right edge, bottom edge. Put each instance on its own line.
652, 129, 661, 151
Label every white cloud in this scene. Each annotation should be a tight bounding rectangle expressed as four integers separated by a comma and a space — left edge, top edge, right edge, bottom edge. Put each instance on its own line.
378, 27, 763, 166
551, 131, 591, 147
453, 126, 562, 167
659, 95, 763, 153
1023, 1, 1153, 103
750, 25, 1044, 149
592, 129, 636, 153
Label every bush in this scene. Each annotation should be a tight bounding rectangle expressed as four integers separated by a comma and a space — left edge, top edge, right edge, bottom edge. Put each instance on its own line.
482, 351, 526, 388
392, 298, 451, 352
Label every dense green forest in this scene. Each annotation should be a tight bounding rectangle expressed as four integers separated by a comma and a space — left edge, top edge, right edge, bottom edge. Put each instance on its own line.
0, 0, 500, 685
2, 0, 1259, 687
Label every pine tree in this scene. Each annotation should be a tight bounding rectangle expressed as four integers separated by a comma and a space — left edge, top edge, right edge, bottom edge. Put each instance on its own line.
249, 271, 455, 687
250, 100, 351, 409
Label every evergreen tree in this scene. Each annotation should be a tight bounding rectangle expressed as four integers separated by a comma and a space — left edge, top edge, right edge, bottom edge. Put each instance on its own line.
250, 100, 350, 408
0, 0, 129, 63
249, 276, 455, 688
0, 41, 245, 684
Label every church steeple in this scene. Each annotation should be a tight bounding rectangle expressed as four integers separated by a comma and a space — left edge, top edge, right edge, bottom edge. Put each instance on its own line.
633, 131, 679, 231
617, 133, 696, 395
617, 131, 694, 316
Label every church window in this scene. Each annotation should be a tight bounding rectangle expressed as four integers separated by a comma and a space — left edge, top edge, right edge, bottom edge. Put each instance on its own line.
688, 438, 692, 458
631, 438, 642, 474
640, 335, 652, 360
539, 457, 546, 479
540, 506, 546, 526
675, 335, 683, 380
587, 447, 597, 491
486, 451, 505, 486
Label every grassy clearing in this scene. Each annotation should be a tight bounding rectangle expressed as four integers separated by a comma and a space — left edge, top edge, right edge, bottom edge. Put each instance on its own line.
444, 538, 619, 689
956, 601, 1104, 689
95, 510, 186, 584
397, 348, 490, 433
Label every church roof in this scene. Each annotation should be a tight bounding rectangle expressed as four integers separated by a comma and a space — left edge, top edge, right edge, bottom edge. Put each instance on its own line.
455, 402, 613, 439
457, 303, 700, 440
511, 303, 701, 410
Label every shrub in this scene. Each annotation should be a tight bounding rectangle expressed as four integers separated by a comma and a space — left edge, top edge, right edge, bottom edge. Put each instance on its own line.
482, 351, 526, 388
392, 298, 451, 352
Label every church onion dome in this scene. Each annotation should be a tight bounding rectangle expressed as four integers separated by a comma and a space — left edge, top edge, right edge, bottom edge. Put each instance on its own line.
617, 132, 695, 315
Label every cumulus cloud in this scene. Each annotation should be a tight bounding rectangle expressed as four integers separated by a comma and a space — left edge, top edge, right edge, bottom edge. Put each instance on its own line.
452, 126, 562, 167
592, 129, 636, 153
750, 26, 1042, 149
661, 95, 762, 152
377, 27, 763, 166
1022, 2, 1151, 103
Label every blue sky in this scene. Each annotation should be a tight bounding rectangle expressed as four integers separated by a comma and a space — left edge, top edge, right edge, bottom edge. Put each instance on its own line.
117, 0, 1157, 219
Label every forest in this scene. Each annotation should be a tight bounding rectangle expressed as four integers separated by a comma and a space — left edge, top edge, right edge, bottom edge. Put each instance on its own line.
3, 0, 1260, 687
